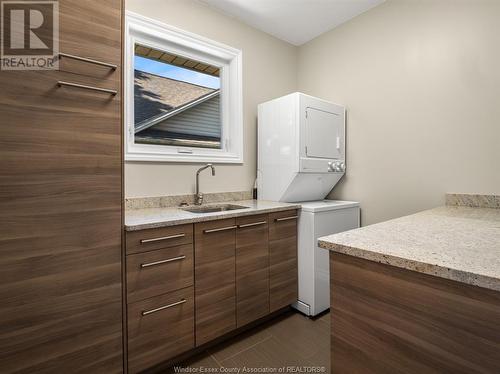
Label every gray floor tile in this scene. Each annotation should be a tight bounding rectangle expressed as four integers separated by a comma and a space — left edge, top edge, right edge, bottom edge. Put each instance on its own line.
208, 325, 273, 362
165, 311, 330, 372
266, 312, 330, 360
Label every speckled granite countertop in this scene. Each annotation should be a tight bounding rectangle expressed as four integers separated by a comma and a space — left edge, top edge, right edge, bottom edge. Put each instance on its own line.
318, 206, 500, 291
125, 200, 300, 231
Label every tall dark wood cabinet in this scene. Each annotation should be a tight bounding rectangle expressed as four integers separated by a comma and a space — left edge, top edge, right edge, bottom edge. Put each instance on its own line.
0, 1, 124, 372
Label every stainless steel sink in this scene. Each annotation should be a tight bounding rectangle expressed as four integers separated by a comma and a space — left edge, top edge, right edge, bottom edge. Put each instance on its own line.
182, 204, 250, 214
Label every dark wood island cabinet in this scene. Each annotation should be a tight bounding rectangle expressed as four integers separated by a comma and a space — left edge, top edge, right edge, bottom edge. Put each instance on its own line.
319, 204, 500, 373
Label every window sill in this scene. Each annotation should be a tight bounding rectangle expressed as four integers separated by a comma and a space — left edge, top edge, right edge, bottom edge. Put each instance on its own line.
125, 151, 243, 164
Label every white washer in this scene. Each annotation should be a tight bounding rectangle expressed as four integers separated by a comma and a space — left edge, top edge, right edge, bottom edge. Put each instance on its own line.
293, 200, 360, 316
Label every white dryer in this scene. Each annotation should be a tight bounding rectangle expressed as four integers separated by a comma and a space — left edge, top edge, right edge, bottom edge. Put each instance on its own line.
257, 92, 346, 202
294, 200, 360, 316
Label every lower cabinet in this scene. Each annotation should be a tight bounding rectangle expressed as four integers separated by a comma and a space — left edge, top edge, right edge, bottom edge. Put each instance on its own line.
125, 227, 196, 374
124, 209, 298, 372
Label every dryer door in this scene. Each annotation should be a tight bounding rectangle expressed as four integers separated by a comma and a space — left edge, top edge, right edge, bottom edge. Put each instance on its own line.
305, 107, 342, 159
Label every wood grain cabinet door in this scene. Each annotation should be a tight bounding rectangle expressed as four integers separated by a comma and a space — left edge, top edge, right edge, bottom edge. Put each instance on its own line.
235, 214, 270, 327
269, 210, 299, 312
194, 219, 237, 345
0, 1, 123, 373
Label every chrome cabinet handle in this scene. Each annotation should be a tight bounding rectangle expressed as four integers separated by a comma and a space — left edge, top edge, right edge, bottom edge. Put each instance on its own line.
57, 81, 117, 95
275, 216, 298, 222
238, 221, 267, 228
59, 52, 117, 70
140, 255, 186, 268
141, 299, 186, 316
203, 225, 238, 234
140, 233, 185, 244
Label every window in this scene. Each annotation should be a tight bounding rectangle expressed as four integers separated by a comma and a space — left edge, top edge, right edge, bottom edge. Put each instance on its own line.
125, 12, 243, 163
134, 46, 222, 149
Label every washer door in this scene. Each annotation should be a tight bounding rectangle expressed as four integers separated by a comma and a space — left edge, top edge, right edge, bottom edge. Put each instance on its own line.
305, 107, 342, 159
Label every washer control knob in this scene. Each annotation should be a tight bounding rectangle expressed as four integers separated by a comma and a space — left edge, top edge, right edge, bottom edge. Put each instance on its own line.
328, 161, 346, 172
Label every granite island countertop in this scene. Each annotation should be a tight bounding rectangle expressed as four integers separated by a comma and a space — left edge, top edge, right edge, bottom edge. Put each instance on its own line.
125, 199, 301, 231
318, 205, 500, 291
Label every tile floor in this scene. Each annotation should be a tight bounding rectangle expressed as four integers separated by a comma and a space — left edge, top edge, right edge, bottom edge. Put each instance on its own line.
166, 310, 330, 373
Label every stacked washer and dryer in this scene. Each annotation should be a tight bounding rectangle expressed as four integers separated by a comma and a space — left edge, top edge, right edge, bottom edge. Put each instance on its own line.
257, 92, 360, 317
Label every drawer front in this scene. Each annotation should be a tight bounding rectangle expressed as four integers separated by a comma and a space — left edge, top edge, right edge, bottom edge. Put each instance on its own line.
270, 236, 298, 312
126, 244, 194, 303
127, 287, 194, 374
269, 210, 298, 241
126, 224, 193, 255
236, 214, 269, 327
194, 219, 236, 345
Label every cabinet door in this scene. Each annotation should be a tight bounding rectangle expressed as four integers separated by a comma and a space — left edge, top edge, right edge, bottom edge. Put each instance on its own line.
0, 1, 123, 373
269, 211, 298, 312
236, 214, 269, 327
194, 219, 236, 345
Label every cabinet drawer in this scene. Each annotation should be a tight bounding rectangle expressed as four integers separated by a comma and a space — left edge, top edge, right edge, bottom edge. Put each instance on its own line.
126, 224, 193, 255
236, 213, 269, 229
126, 244, 194, 303
127, 287, 195, 374
269, 210, 298, 241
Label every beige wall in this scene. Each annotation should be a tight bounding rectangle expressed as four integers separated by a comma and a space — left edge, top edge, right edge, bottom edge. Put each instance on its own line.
298, 0, 500, 225
125, 0, 297, 198
126, 0, 499, 226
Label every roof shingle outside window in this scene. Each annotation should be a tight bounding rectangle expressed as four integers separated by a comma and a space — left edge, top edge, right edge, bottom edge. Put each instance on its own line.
134, 70, 217, 126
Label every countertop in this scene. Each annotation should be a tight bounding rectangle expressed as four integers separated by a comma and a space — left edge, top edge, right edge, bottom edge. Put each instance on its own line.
318, 206, 500, 291
125, 199, 301, 231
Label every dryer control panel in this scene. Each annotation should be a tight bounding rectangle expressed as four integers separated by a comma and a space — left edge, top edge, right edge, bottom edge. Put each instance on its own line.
258, 92, 346, 202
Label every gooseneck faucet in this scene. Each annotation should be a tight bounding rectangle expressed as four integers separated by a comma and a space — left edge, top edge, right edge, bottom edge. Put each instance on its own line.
195, 164, 215, 205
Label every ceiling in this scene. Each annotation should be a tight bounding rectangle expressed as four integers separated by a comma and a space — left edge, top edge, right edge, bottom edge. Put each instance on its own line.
198, 0, 385, 46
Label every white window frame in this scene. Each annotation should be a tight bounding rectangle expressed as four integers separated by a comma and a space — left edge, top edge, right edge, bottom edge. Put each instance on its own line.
124, 12, 243, 163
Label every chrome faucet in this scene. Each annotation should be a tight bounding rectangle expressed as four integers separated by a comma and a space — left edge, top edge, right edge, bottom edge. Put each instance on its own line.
195, 164, 215, 205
